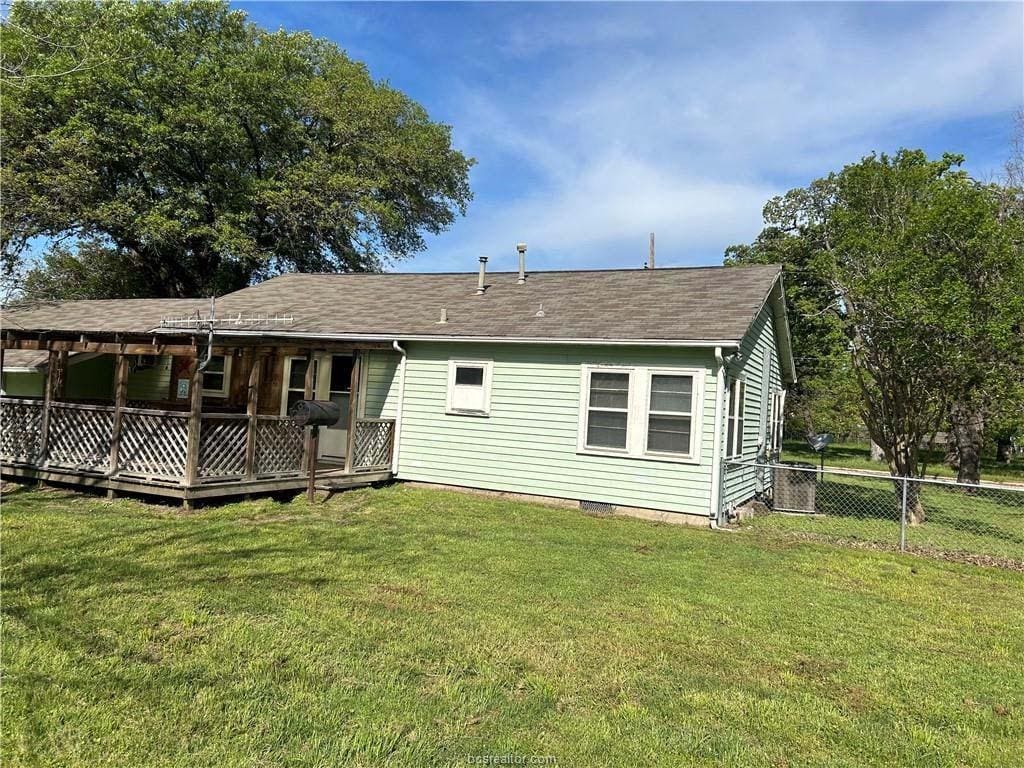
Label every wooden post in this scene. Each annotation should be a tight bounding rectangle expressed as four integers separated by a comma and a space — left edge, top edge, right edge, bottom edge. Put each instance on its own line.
344, 351, 361, 474
107, 352, 129, 497
183, 356, 203, 495
53, 350, 68, 399
37, 349, 60, 467
301, 350, 315, 480
244, 351, 262, 480
306, 426, 319, 503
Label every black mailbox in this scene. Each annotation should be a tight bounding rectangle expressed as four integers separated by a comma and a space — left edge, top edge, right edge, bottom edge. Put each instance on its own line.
289, 399, 342, 427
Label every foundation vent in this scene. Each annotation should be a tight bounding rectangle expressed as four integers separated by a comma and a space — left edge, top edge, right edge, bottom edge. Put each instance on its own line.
580, 500, 615, 515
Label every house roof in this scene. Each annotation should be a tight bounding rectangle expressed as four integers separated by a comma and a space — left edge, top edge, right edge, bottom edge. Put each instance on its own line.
199, 265, 783, 343
1, 350, 99, 371
1, 263, 786, 346
2, 350, 50, 371
1, 297, 209, 337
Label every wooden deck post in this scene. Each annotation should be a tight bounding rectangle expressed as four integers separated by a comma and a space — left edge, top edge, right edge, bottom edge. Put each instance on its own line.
301, 349, 315, 476
53, 350, 68, 399
183, 356, 204, 495
344, 350, 362, 474
37, 349, 60, 467
106, 351, 129, 497
244, 351, 262, 480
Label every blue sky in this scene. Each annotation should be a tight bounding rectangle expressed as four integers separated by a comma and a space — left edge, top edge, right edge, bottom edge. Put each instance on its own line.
239, 1, 1023, 274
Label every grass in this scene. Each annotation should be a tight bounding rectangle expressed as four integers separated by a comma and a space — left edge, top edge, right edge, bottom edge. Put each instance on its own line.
781, 440, 1024, 483
742, 473, 1024, 562
3, 484, 1023, 767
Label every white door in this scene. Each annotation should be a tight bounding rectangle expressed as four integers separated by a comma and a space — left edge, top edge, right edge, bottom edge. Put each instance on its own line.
281, 354, 353, 461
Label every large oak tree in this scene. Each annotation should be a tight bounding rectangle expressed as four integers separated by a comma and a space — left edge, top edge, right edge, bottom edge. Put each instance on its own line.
1, 0, 473, 298
728, 150, 1024, 519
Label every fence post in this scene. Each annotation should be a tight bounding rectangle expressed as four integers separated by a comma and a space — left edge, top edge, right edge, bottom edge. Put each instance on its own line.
899, 477, 908, 552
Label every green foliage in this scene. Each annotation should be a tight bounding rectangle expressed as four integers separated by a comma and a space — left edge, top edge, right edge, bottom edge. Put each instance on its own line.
4, 484, 1023, 766
729, 149, 1024, 486
21, 239, 161, 300
1, 0, 474, 298
725, 228, 852, 437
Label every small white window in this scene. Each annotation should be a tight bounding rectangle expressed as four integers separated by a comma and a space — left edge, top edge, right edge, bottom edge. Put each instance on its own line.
201, 354, 232, 397
583, 369, 631, 451
446, 360, 492, 416
726, 378, 746, 458
645, 372, 695, 457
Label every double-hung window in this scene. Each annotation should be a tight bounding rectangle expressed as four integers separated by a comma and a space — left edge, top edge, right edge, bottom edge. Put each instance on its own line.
446, 360, 493, 415
584, 370, 631, 451
726, 379, 746, 458
201, 354, 231, 397
579, 366, 702, 462
645, 372, 694, 456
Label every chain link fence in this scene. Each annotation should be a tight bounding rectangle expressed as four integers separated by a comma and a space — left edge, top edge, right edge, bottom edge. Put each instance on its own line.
723, 461, 1024, 569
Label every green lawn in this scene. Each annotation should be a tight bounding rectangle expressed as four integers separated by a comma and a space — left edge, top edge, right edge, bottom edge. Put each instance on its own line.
781, 439, 1024, 483
3, 485, 1023, 767
741, 473, 1024, 562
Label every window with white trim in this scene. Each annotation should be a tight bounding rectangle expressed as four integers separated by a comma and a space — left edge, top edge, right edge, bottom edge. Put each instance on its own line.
645, 373, 694, 456
579, 366, 702, 462
584, 369, 631, 450
446, 360, 493, 415
726, 378, 746, 458
201, 354, 232, 397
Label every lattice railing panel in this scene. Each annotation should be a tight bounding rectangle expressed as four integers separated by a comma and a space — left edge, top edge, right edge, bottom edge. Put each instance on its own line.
254, 417, 305, 476
0, 398, 41, 463
45, 404, 113, 472
352, 419, 395, 471
117, 410, 188, 482
0, 398, 44, 463
198, 416, 248, 479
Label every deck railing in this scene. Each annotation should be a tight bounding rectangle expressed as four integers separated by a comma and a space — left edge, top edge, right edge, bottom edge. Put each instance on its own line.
0, 397, 394, 487
351, 418, 396, 471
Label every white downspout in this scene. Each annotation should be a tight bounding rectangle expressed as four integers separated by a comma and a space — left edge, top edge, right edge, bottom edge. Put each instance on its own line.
709, 346, 726, 528
391, 340, 408, 475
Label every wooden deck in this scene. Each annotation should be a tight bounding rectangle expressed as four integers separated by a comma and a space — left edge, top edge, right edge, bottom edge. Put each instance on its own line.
0, 397, 395, 504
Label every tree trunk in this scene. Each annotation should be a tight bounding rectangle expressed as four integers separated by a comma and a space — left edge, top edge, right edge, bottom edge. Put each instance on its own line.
996, 437, 1013, 465
949, 402, 984, 485
897, 479, 929, 528
869, 441, 885, 462
884, 440, 925, 525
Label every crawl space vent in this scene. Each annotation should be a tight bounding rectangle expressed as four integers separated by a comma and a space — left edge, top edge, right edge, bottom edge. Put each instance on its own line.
580, 500, 615, 515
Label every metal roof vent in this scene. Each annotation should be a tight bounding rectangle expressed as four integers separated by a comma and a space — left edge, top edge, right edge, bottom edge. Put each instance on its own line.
535, 303, 545, 318
517, 242, 527, 284
436, 307, 448, 324
476, 256, 488, 295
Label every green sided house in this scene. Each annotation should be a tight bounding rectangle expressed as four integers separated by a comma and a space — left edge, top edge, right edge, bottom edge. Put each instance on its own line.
1, 262, 794, 522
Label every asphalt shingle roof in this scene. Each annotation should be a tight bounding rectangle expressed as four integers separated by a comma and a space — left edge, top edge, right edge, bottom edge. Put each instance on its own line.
2, 265, 782, 343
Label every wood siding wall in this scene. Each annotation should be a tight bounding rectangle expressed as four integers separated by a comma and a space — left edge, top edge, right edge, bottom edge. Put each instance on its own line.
360, 351, 400, 419
721, 304, 783, 508
394, 343, 719, 517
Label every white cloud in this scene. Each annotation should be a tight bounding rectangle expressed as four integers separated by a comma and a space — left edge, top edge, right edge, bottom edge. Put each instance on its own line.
417, 2, 1023, 271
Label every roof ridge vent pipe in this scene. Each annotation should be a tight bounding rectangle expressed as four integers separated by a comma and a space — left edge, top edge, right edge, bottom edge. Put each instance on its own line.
516, 242, 527, 284
476, 256, 488, 295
